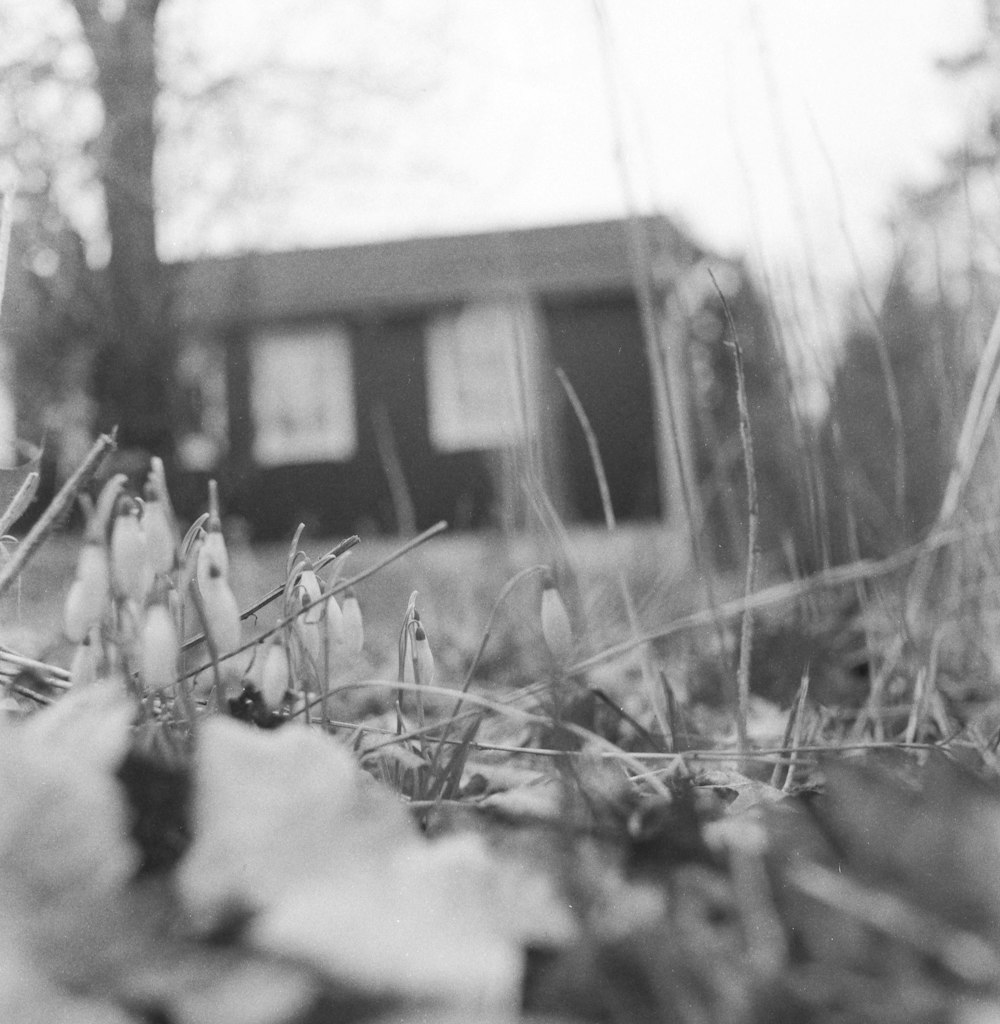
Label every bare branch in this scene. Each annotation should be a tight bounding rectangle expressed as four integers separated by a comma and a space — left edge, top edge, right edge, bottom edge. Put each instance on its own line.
67, 0, 110, 64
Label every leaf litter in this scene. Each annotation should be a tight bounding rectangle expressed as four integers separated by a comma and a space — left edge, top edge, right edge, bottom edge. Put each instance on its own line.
6, 465, 1000, 1021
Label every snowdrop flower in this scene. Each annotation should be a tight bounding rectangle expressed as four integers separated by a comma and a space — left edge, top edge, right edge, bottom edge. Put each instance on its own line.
341, 589, 364, 655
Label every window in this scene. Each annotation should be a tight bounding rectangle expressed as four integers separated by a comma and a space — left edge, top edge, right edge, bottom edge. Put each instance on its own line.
250, 324, 357, 466
425, 299, 539, 452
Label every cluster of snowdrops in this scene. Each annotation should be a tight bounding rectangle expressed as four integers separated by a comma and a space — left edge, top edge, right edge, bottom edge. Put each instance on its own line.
59, 458, 575, 721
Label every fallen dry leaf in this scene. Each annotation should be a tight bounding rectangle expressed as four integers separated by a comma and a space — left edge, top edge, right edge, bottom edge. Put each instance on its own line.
176, 716, 413, 928
178, 718, 579, 1013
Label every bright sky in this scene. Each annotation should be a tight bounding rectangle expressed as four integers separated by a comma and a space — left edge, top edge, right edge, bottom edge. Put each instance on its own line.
158, 0, 986, 303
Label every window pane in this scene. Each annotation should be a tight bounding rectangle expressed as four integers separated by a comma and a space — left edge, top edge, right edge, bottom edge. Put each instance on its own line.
426, 300, 536, 452
250, 325, 357, 466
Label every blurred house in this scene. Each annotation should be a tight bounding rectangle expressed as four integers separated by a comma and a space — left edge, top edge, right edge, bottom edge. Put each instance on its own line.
175, 216, 726, 539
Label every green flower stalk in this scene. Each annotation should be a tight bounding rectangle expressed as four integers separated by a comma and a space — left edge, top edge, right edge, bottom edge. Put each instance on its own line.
405, 623, 435, 688
143, 457, 178, 575
195, 480, 229, 590
194, 482, 241, 673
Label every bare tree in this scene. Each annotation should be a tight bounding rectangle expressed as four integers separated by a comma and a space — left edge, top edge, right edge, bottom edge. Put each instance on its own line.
70, 0, 172, 454
0, 0, 450, 464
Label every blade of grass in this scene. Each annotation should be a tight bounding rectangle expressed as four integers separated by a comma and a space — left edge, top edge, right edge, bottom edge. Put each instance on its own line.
311, 676, 673, 798
372, 402, 416, 537
569, 515, 1000, 677
783, 671, 811, 793
556, 367, 672, 742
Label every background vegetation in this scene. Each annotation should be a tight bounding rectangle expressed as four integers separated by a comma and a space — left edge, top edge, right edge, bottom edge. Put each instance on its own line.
3, 3, 1000, 1023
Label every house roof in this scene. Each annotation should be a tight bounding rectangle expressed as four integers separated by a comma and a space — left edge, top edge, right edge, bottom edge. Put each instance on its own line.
176, 215, 704, 330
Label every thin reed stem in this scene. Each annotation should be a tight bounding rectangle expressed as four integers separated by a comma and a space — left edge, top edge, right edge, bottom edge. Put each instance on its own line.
712, 270, 759, 761
0, 431, 117, 601
557, 366, 672, 740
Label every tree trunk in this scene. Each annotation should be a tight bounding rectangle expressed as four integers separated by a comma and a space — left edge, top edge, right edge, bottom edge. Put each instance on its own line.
72, 0, 175, 457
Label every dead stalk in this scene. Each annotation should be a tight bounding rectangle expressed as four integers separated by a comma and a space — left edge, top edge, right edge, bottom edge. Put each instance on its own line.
0, 431, 117, 601
0, 188, 12, 322
712, 270, 759, 761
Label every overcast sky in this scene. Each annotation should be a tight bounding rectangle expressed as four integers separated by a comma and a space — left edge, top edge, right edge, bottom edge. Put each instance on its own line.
156, 0, 987, 303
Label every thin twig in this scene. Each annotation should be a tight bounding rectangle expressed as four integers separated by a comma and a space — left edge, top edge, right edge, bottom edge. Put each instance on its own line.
11, 683, 53, 705
0, 646, 71, 688
0, 471, 40, 537
782, 671, 811, 792
712, 269, 759, 763
0, 431, 116, 601
938, 297, 1000, 524
0, 187, 13, 322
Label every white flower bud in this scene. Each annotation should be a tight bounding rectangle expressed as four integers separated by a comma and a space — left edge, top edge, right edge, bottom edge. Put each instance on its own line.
143, 499, 176, 576
403, 624, 435, 688
86, 474, 127, 544
199, 570, 242, 657
541, 579, 573, 662
196, 529, 229, 590
111, 510, 152, 603
293, 612, 322, 676
325, 594, 345, 658
143, 457, 178, 574
295, 570, 324, 624
69, 628, 99, 688
341, 590, 364, 655
64, 542, 110, 642
140, 602, 179, 693
260, 638, 290, 710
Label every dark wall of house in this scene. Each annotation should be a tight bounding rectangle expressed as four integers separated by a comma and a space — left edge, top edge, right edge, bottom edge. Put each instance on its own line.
542, 294, 661, 522
195, 294, 661, 540
220, 312, 494, 540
